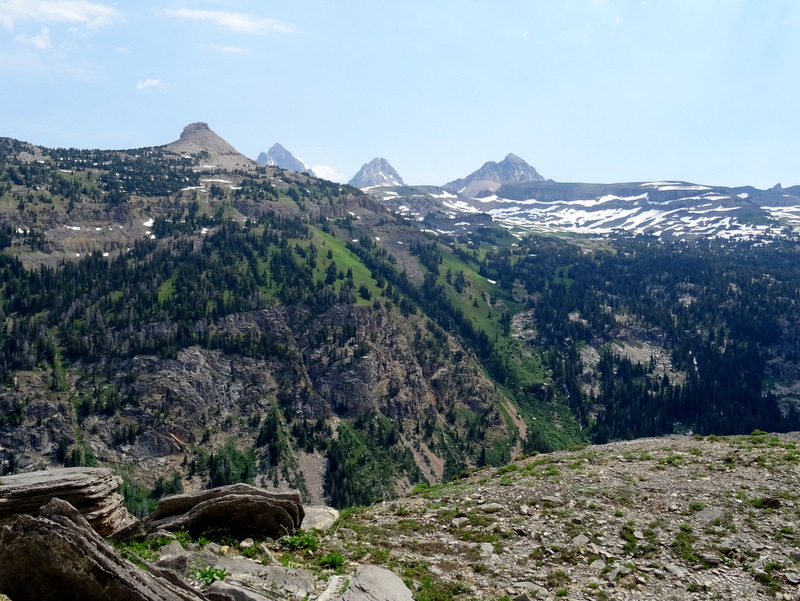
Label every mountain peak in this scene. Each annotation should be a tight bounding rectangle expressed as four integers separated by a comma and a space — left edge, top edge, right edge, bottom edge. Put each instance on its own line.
256, 143, 313, 175
163, 122, 255, 170
179, 122, 212, 138
443, 153, 544, 197
349, 157, 405, 188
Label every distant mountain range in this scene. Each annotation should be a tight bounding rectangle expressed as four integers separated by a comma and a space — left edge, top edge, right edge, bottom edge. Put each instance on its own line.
356, 152, 800, 241
153, 125, 800, 240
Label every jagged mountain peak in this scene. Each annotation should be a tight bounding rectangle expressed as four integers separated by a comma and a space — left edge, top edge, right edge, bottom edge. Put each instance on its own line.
256, 143, 314, 176
443, 153, 544, 197
349, 157, 405, 188
162, 122, 256, 170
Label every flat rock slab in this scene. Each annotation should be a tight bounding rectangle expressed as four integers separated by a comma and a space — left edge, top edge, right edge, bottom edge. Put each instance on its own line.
340, 565, 415, 601
0, 467, 132, 536
303, 506, 339, 531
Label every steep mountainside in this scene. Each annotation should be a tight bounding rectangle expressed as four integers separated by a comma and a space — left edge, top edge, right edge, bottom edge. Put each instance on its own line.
349, 158, 404, 188
0, 127, 543, 512
256, 143, 313, 176
1, 125, 800, 518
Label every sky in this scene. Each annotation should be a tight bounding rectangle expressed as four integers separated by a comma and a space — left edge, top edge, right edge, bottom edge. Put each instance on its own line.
0, 1, 798, 188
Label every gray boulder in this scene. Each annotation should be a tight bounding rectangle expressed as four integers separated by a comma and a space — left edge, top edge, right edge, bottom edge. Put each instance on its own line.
117, 484, 303, 542
302, 505, 339, 531
340, 565, 414, 601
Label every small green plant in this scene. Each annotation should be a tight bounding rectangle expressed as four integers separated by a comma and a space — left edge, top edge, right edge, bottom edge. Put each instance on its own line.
193, 566, 229, 588
750, 497, 781, 510
555, 589, 568, 597
753, 571, 780, 594
496, 464, 519, 475
672, 524, 705, 566
621, 523, 637, 554
411, 483, 429, 495
371, 548, 390, 564
278, 552, 299, 568
173, 529, 191, 548
689, 501, 706, 512
318, 551, 346, 570
659, 455, 684, 467
278, 531, 319, 551
545, 569, 570, 589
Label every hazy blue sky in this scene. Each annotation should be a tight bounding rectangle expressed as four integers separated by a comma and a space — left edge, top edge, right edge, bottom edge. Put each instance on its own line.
0, 1, 797, 187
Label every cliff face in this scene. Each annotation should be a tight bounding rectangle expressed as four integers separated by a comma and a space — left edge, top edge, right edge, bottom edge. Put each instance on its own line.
0, 303, 514, 505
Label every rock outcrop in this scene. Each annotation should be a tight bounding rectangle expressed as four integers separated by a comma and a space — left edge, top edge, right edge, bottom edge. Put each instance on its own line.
0, 467, 132, 536
0, 498, 208, 601
116, 484, 304, 541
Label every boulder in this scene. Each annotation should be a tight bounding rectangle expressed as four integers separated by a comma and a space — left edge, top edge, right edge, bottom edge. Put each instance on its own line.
303, 505, 339, 531
206, 581, 267, 601
0, 498, 208, 601
0, 467, 133, 536
340, 565, 414, 601
116, 484, 303, 542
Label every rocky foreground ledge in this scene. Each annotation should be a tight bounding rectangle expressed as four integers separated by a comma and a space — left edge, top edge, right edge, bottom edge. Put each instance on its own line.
1, 432, 799, 601
0, 475, 409, 601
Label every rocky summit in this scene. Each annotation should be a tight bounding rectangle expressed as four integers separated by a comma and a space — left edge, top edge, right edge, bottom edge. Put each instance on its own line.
443, 153, 544, 198
256, 143, 314, 176
163, 122, 257, 171
348, 157, 405, 188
